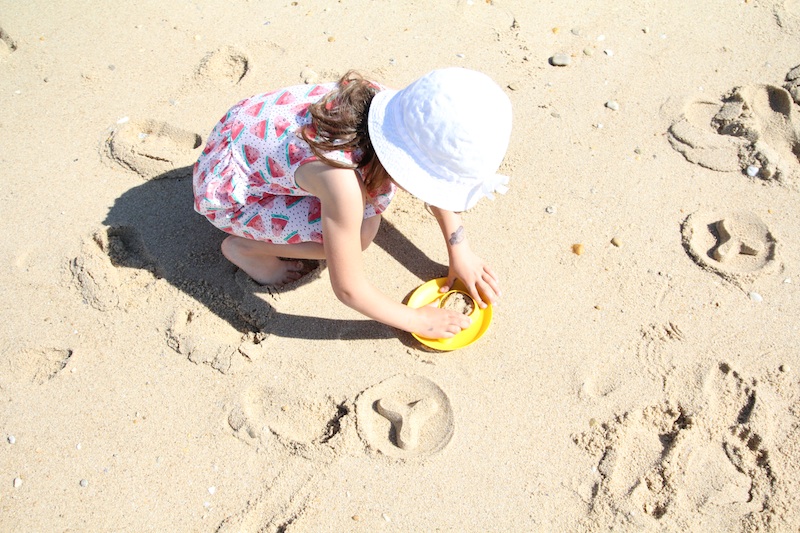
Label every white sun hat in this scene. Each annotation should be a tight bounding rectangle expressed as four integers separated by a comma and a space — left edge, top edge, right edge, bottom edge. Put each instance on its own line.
368, 67, 512, 212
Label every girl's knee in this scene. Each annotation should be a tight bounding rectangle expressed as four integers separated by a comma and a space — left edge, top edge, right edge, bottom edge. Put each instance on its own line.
221, 235, 242, 261
360, 215, 381, 251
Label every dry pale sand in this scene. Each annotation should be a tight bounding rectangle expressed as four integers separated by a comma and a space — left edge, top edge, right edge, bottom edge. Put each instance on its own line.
2, 0, 800, 531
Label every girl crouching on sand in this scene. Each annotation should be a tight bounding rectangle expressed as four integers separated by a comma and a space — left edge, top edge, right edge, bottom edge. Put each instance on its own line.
193, 67, 512, 340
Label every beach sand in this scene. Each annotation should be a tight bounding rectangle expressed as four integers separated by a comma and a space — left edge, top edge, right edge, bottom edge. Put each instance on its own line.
2, 0, 800, 530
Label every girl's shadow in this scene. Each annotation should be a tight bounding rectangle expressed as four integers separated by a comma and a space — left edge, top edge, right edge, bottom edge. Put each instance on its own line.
104, 167, 445, 341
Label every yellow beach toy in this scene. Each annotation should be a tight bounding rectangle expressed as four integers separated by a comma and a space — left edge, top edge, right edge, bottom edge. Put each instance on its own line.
406, 278, 493, 351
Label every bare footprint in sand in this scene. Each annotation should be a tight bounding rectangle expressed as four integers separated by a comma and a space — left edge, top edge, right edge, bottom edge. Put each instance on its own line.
0, 25, 17, 58
713, 84, 800, 184
228, 387, 349, 456
355, 374, 454, 459
104, 119, 202, 179
195, 46, 250, 85
166, 307, 249, 374
1, 346, 73, 385
70, 226, 161, 311
574, 363, 791, 531
670, 84, 800, 186
681, 210, 780, 286
668, 99, 746, 172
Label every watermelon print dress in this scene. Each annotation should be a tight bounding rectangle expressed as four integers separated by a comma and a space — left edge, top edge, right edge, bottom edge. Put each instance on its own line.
192, 83, 396, 244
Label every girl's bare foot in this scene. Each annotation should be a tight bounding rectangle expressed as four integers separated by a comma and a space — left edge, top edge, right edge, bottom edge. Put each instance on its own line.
221, 236, 308, 286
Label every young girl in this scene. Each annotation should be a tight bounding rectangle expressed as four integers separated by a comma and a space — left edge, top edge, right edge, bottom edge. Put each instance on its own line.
193, 67, 512, 340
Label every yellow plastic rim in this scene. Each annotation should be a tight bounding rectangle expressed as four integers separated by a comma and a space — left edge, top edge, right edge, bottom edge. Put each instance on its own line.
406, 278, 493, 351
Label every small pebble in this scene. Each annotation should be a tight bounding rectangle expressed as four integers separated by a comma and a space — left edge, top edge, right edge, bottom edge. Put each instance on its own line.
352, 515, 361, 522
643, 26, 650, 33
749, 292, 763, 303
327, 36, 335, 42
13, 477, 22, 488
8, 435, 15, 444
507, 82, 520, 91
80, 479, 88, 488
604, 49, 614, 56
611, 237, 621, 247
572, 243, 585, 256
746, 165, 760, 177
570, 28, 581, 36
550, 111, 561, 118
108, 65, 115, 71
194, 34, 202, 41
597, 35, 606, 41
783, 278, 792, 284
456, 53, 465, 58
117, 116, 130, 124
545, 205, 556, 214
208, 486, 216, 495
549, 54, 571, 67
634, 147, 642, 154
583, 48, 594, 56
383, 513, 391, 522
605, 100, 619, 111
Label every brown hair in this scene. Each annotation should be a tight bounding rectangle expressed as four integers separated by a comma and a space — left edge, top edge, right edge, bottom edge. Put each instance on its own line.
299, 70, 391, 194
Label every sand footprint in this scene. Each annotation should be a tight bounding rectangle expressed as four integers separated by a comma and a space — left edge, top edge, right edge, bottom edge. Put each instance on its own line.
574, 363, 786, 530
355, 374, 454, 459
681, 210, 780, 287
166, 307, 253, 375
194, 46, 250, 85
104, 119, 202, 180
0, 346, 73, 385
668, 99, 746, 172
714, 84, 800, 184
669, 84, 800, 186
70, 226, 162, 311
228, 387, 349, 456
0, 25, 17, 58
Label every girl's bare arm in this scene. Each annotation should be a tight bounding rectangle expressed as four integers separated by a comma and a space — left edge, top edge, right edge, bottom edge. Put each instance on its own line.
428, 205, 501, 308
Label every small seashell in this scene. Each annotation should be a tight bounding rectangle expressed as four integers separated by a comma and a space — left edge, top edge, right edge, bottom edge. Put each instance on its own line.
604, 49, 614, 56
545, 205, 556, 214
746, 165, 760, 177
7, 435, 15, 444
352, 515, 362, 521
610, 237, 621, 247
80, 479, 88, 488
749, 292, 763, 303
13, 477, 22, 488
605, 100, 619, 111
208, 486, 216, 494
572, 243, 585, 255
327, 36, 336, 42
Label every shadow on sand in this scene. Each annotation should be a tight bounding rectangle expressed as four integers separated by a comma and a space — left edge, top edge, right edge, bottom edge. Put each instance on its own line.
103, 167, 445, 342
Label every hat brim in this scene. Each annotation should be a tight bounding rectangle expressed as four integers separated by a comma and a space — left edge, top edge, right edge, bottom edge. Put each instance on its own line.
368, 90, 484, 212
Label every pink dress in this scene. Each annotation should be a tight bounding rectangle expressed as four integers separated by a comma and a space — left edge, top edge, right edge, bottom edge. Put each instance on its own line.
192, 83, 395, 244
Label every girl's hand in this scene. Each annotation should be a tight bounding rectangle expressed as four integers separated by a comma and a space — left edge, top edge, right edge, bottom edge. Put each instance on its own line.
440, 246, 501, 309
412, 305, 472, 339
